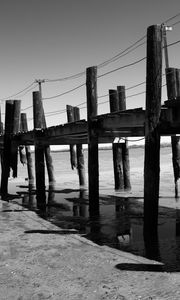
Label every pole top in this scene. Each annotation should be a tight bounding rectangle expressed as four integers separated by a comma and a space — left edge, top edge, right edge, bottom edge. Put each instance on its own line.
35, 79, 45, 83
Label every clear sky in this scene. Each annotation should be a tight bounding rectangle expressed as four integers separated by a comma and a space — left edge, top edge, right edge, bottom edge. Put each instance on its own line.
0, 0, 180, 129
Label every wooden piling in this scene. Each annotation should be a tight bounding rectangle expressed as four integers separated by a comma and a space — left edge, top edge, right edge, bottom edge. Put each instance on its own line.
11, 100, 21, 178
33, 91, 46, 203
109, 89, 124, 190
1, 100, 14, 195
73, 106, 86, 187
21, 113, 35, 188
37, 93, 55, 189
86, 66, 99, 215
1, 100, 21, 194
117, 86, 131, 190
144, 25, 163, 232
0, 108, 3, 173
66, 105, 77, 169
166, 67, 180, 197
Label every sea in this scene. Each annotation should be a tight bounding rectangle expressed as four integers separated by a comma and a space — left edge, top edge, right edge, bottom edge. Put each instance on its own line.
5, 145, 180, 272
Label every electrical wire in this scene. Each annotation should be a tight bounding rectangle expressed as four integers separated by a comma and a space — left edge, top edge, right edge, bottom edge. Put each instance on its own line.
166, 39, 180, 48
42, 83, 85, 101
0, 81, 36, 102
98, 57, 146, 79
44, 71, 85, 83
171, 19, 180, 27
163, 12, 180, 24
97, 39, 146, 69
43, 36, 146, 83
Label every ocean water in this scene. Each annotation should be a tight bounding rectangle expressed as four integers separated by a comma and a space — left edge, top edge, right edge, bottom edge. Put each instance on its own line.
7, 146, 180, 271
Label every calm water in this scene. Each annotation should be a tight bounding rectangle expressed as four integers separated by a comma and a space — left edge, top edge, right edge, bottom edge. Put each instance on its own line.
7, 146, 180, 272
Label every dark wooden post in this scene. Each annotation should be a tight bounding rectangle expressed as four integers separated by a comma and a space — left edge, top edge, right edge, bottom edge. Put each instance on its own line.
33, 91, 46, 206
1, 100, 14, 195
44, 145, 55, 190
38, 104, 55, 190
21, 113, 35, 188
66, 105, 77, 169
1, 100, 21, 194
86, 66, 99, 216
166, 68, 180, 197
11, 100, 21, 178
117, 86, 131, 190
109, 89, 124, 190
144, 25, 163, 232
0, 107, 3, 174
73, 106, 86, 187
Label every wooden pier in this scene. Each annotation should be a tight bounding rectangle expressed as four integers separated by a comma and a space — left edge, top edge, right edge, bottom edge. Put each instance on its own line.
0, 24, 180, 231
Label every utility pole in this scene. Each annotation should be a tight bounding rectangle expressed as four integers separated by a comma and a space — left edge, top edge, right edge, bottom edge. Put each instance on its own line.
162, 24, 172, 69
35, 79, 45, 100
163, 25, 180, 198
35, 79, 46, 127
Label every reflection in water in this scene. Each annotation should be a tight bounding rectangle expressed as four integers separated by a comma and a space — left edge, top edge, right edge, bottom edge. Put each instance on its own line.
15, 189, 180, 272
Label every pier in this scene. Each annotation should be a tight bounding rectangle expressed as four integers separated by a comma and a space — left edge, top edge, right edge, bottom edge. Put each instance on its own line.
0, 24, 180, 231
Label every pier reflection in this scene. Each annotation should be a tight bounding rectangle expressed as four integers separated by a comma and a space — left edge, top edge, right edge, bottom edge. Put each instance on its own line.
14, 189, 180, 272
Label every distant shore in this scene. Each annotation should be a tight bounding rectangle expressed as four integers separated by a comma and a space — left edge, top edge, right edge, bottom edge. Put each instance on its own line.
48, 142, 171, 153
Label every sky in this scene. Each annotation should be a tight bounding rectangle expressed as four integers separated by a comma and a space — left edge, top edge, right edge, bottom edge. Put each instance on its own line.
0, 0, 180, 131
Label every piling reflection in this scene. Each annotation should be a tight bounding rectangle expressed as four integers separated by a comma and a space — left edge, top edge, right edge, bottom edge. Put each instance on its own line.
13, 189, 180, 272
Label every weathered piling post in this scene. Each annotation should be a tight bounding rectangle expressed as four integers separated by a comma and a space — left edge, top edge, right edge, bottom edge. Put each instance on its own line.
33, 91, 46, 206
144, 25, 163, 232
66, 105, 77, 169
109, 89, 124, 190
0, 107, 3, 168
11, 100, 21, 178
117, 86, 131, 190
36, 80, 55, 189
1, 101, 14, 195
73, 106, 86, 187
21, 113, 35, 188
0, 107, 3, 135
166, 68, 180, 197
44, 143, 55, 190
86, 66, 99, 215
1, 100, 21, 195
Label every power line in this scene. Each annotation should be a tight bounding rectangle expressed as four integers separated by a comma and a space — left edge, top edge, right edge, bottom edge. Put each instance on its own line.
0, 81, 36, 102
171, 19, 180, 27
21, 105, 33, 112
43, 36, 146, 83
166, 39, 180, 48
42, 83, 85, 101
44, 71, 85, 83
20, 83, 39, 98
163, 12, 180, 24
98, 57, 146, 78
97, 39, 146, 69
